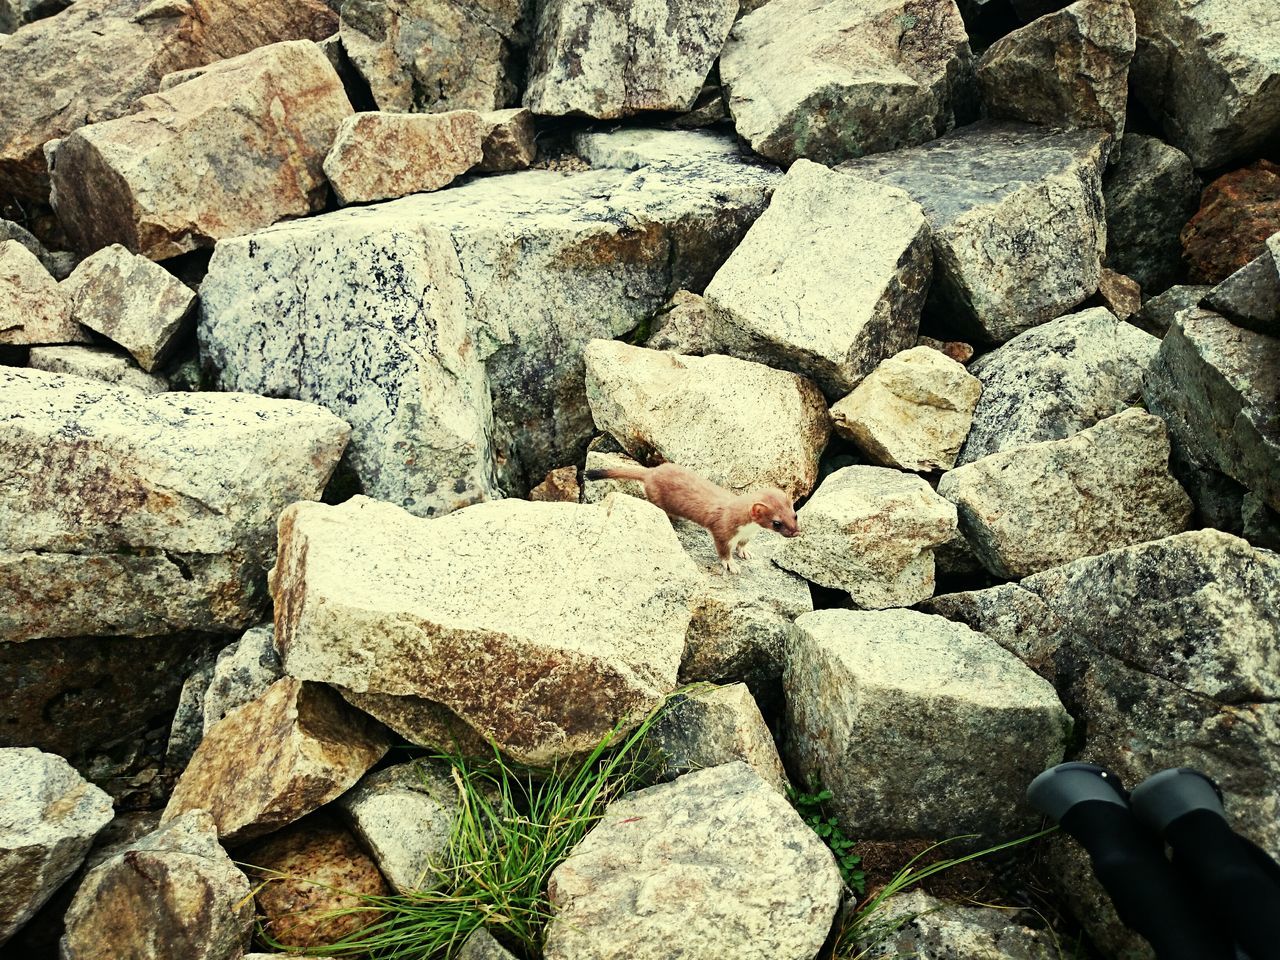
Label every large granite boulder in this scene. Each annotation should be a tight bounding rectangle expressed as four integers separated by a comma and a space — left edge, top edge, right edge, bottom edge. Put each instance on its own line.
0, 240, 85, 346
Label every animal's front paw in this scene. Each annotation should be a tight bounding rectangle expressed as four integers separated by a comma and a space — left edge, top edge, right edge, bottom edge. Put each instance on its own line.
720, 557, 740, 575
735, 544, 754, 560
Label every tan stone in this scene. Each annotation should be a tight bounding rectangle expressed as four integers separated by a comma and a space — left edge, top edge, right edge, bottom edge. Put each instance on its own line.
651, 684, 788, 794
0, 240, 85, 345
529, 465, 580, 502
477, 108, 537, 172
1098, 267, 1142, 321
27, 346, 168, 394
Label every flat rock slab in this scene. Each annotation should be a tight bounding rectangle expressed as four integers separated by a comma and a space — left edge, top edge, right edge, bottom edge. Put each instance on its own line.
841, 122, 1109, 345
583, 339, 829, 499
776, 466, 957, 609
0, 368, 349, 640
199, 130, 778, 515
543, 762, 842, 960
704, 159, 932, 398
27, 346, 168, 394
0, 748, 113, 945
0, 240, 84, 346
525, 0, 735, 118
786, 609, 1070, 838
163, 678, 390, 844
51, 40, 353, 260
721, 0, 973, 166
272, 494, 701, 765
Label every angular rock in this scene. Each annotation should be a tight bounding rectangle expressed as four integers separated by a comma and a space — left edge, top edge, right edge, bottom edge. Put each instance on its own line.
721, 0, 973, 166
0, 240, 84, 346
337, 760, 459, 895
0, 749, 113, 945
1129, 0, 1280, 170
477, 108, 536, 172
1102, 133, 1201, 294
775, 466, 957, 608
200, 135, 778, 513
959, 307, 1158, 464
1203, 238, 1280, 337
0, 368, 349, 641
1180, 160, 1280, 284
460, 929, 519, 960
703, 160, 932, 397
0, 0, 338, 210
842, 122, 1109, 345
27, 346, 168, 394
786, 609, 1070, 838
203, 624, 283, 733
583, 340, 829, 499
528, 465, 580, 503
1243, 491, 1280, 552
163, 678, 390, 844
1130, 284, 1209, 339
830, 345, 981, 471
323, 111, 486, 205
273, 495, 701, 765
544, 762, 841, 960
0, 0, 71, 31
61, 245, 195, 370
525, 0, 735, 118
1144, 307, 1280, 511
0, 217, 64, 277
340, 0, 528, 113
1096, 267, 1141, 321
867, 890, 1060, 957
645, 289, 720, 356
61, 810, 253, 960
164, 653, 218, 771
51, 40, 353, 260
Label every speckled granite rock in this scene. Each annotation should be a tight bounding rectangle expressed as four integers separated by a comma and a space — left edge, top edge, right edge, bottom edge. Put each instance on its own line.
865, 890, 1059, 957
0, 240, 84, 346
543, 762, 841, 960
27, 346, 168, 394
477, 108, 536, 171
460, 929, 520, 960
1203, 237, 1280, 337
644, 289, 720, 356
1131, 284, 1209, 338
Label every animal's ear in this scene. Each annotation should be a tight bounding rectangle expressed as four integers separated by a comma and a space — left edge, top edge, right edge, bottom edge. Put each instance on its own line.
750, 501, 770, 523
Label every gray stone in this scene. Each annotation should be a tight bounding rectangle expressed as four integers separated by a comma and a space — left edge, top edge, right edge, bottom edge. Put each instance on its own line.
841, 122, 1109, 345
200, 625, 282, 733
865, 890, 1060, 958
0, 217, 61, 276
644, 289, 721, 356
163, 653, 218, 770
1202, 239, 1280, 337
1130, 284, 1209, 338
1243, 491, 1280, 552
459, 928, 519, 960
0, 240, 84, 346
27, 346, 169, 394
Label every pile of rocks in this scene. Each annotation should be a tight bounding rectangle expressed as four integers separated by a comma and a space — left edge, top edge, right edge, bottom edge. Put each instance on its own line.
1, 0, 1277, 958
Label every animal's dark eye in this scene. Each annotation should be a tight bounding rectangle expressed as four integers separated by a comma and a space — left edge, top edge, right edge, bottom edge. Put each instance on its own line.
772, 520, 783, 530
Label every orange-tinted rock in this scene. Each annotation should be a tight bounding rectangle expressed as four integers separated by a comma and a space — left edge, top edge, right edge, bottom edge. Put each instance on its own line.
0, 240, 86, 346
1097, 268, 1142, 321
1181, 160, 1280, 284
477, 108, 537, 172
528, 466, 580, 502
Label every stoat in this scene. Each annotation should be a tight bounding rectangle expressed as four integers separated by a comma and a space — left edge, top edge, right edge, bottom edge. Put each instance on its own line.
585, 462, 799, 573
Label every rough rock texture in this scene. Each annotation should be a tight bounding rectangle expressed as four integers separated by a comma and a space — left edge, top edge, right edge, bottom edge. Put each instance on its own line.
27, 347, 168, 394
202, 624, 283, 732
323, 111, 486, 205
0, 0, 338, 211
477, 108, 536, 172
1103, 133, 1201, 294
51, 40, 353, 260
0, 748, 113, 945
1180, 160, 1280, 284
525, 0, 735, 118
775, 466, 957, 608
528, 466, 580, 503
460, 929, 519, 960
1129, 0, 1280, 170
273, 495, 701, 765
0, 240, 84, 346
337, 761, 459, 895
959, 307, 1158, 464
61, 245, 195, 371
720, 0, 973, 166
786, 610, 1070, 838
340, 0, 529, 113
703, 160, 932, 398
0, 217, 66, 277
543, 762, 842, 960
829, 346, 981, 471
200, 132, 778, 513
841, 123, 1109, 345
1096, 267, 1141, 321
644, 289, 720, 356
583, 340, 829, 498
61, 810, 254, 960
977, 0, 1135, 139
1144, 307, 1280, 512
938, 409, 1193, 578
866, 891, 1060, 957
1203, 239, 1280, 337
1131, 284, 1209, 338
0, 368, 349, 641
164, 652, 218, 770
163, 678, 390, 844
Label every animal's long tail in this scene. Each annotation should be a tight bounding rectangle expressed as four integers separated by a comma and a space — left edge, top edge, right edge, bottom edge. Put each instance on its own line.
584, 465, 649, 482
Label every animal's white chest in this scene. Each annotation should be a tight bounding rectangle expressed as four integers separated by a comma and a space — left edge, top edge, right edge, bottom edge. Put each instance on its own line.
729, 523, 763, 550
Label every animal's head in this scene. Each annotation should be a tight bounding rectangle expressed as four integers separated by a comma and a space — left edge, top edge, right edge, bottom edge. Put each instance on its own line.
751, 489, 799, 537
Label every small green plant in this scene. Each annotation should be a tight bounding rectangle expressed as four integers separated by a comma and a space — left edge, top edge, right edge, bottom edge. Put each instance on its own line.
787, 780, 866, 895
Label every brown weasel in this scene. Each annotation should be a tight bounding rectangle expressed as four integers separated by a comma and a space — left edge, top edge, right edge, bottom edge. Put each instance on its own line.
584, 462, 799, 573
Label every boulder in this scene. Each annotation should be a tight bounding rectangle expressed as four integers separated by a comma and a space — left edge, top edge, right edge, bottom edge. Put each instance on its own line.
477, 108, 536, 172
1095, 267, 1141, 321
1102, 133, 1201, 294
272, 495, 701, 765
583, 340, 829, 499
164, 652, 219, 771
1143, 307, 1280, 512
51, 40, 353, 260
339, 0, 528, 113
60, 245, 195, 370
720, 0, 973, 166
0, 0, 70, 31
0, 748, 113, 945
977, 0, 1135, 139
202, 624, 283, 733
703, 160, 932, 398
841, 122, 1109, 345
865, 890, 1060, 957
785, 609, 1070, 838
958, 307, 1158, 464
0, 0, 337, 210
0, 240, 84, 346
775, 466, 957, 609
525, 0, 736, 118
1180, 160, 1280, 284
199, 130, 778, 513
543, 762, 842, 960
938, 409, 1192, 578
0, 368, 349, 641
0, 217, 67, 277
829, 345, 981, 471
323, 111, 486, 205
61, 810, 253, 960
27, 346, 168, 394
1130, 284, 1209, 338
645, 289, 722, 356
1129, 0, 1280, 170
162, 678, 390, 844
460, 929, 519, 960
1202, 237, 1280, 338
